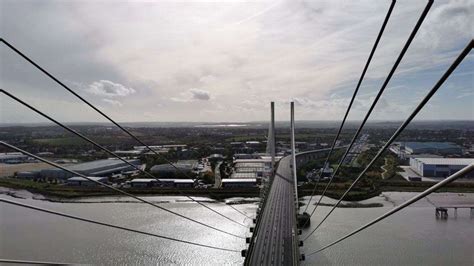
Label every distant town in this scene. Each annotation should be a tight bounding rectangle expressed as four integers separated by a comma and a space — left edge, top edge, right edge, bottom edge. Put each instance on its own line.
1, 120, 473, 199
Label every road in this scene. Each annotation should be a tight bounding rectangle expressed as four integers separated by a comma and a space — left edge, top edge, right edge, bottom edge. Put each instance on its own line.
381, 158, 389, 179
247, 155, 298, 265
214, 162, 222, 188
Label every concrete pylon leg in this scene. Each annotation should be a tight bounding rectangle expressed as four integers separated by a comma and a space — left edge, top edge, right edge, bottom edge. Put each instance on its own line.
290, 102, 298, 211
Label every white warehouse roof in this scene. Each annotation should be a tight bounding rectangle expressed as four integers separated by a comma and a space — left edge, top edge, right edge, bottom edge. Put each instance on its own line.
412, 158, 474, 165
130, 178, 157, 182
174, 179, 195, 183
68, 176, 107, 182
222, 179, 257, 183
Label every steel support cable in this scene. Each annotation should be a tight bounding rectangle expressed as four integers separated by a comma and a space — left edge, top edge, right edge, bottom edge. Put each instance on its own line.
306, 163, 474, 256
0, 38, 251, 221
0, 89, 247, 229
306, 0, 433, 223
0, 198, 242, 253
302, 0, 397, 215
0, 141, 245, 239
303, 39, 473, 241
0, 259, 70, 265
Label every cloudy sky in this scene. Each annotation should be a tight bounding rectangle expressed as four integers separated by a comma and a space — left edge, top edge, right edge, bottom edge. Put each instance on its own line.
0, 0, 472, 123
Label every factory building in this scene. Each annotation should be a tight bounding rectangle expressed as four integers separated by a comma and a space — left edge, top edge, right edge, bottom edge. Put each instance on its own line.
134, 144, 187, 152
0, 152, 30, 164
207, 154, 224, 163
233, 161, 266, 178
16, 171, 40, 179
129, 178, 195, 188
130, 178, 158, 188
174, 179, 195, 188
398, 142, 462, 156
231, 172, 258, 179
66, 176, 108, 186
222, 178, 257, 188
409, 158, 474, 178
150, 160, 196, 178
39, 158, 141, 180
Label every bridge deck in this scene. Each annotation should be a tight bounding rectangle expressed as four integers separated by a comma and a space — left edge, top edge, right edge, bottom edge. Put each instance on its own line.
248, 156, 298, 265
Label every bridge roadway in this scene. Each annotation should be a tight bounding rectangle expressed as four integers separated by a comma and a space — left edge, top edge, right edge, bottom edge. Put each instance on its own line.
245, 148, 337, 265
247, 155, 298, 265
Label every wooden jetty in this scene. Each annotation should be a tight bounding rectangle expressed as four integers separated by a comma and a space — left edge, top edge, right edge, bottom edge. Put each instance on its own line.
435, 205, 474, 219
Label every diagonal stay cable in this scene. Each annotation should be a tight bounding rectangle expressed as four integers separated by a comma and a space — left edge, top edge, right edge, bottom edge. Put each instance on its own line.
306, 0, 433, 222
0, 141, 245, 239
306, 163, 474, 256
0, 89, 247, 228
302, 0, 397, 215
0, 37, 251, 220
0, 258, 70, 265
0, 198, 242, 253
303, 39, 473, 241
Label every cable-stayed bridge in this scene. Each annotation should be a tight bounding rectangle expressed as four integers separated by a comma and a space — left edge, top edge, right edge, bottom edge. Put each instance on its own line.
1, 0, 473, 264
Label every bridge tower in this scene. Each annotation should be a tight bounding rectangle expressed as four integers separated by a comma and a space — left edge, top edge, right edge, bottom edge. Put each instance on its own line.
291, 101, 299, 211
271, 101, 276, 173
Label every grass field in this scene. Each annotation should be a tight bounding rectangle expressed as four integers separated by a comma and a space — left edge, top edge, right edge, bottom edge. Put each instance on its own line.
33, 136, 120, 146
0, 163, 53, 177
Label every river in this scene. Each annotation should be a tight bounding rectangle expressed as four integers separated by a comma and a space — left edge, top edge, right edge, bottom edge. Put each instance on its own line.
1, 189, 473, 265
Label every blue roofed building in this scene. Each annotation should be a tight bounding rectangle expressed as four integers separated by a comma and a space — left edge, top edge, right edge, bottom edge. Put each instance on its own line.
403, 142, 463, 155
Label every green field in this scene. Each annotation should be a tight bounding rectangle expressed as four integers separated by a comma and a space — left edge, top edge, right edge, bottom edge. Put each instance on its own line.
33, 136, 120, 146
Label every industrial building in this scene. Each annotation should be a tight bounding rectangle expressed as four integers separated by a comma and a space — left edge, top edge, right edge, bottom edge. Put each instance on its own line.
222, 178, 257, 188
233, 153, 261, 160
234, 162, 266, 177
130, 178, 158, 188
150, 160, 196, 178
232, 159, 273, 180
66, 176, 108, 186
207, 154, 224, 162
0, 152, 30, 164
409, 158, 474, 178
231, 172, 258, 179
129, 178, 195, 188
156, 178, 176, 187
174, 179, 195, 188
134, 144, 187, 152
38, 158, 141, 180
392, 142, 463, 158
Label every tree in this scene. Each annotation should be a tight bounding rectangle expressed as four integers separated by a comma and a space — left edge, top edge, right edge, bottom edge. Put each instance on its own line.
201, 171, 215, 184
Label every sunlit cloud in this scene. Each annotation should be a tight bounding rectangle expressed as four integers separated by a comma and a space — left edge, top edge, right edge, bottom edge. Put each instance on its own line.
1, 0, 472, 122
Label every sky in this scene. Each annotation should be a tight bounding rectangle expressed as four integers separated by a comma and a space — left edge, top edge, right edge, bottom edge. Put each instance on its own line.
0, 0, 473, 123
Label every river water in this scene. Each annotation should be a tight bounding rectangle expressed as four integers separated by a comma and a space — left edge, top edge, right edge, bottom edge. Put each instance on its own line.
0, 189, 473, 265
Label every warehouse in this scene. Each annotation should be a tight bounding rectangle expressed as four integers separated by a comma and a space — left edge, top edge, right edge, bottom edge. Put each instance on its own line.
403, 142, 462, 155
154, 178, 195, 188
409, 157, 474, 178
231, 172, 258, 179
130, 178, 158, 188
39, 158, 141, 180
174, 179, 195, 188
150, 160, 196, 178
222, 178, 257, 188
0, 152, 30, 164
67, 176, 108, 186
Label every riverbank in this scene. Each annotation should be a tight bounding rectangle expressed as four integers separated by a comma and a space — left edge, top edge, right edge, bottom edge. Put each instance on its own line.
0, 178, 260, 201
2, 177, 474, 203
299, 179, 474, 201
315, 202, 383, 208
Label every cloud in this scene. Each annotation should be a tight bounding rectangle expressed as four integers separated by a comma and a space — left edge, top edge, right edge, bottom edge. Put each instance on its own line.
86, 80, 136, 97
190, 88, 211, 100
1, 0, 472, 122
171, 88, 211, 102
102, 98, 123, 106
